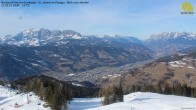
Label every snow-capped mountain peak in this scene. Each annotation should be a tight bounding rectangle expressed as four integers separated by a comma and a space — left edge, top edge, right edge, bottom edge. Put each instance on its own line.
0, 28, 83, 46
0, 29, 143, 46
146, 32, 196, 55
150, 32, 196, 40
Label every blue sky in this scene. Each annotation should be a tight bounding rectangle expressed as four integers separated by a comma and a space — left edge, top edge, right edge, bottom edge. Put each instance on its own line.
0, 0, 196, 39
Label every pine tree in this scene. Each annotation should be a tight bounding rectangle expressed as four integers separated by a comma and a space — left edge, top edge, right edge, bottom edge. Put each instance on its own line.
191, 88, 196, 97
130, 85, 135, 92
164, 83, 171, 95
174, 83, 183, 95
135, 85, 141, 92
182, 84, 188, 96
156, 83, 162, 93
118, 84, 124, 102
103, 88, 110, 105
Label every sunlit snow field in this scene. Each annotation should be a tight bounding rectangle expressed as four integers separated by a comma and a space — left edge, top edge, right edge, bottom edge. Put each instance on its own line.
1, 85, 196, 110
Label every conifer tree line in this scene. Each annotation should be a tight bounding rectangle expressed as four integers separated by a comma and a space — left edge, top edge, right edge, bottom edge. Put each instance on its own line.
102, 84, 124, 105
127, 82, 196, 97
102, 81, 196, 106
3, 74, 196, 109
0, 80, 4, 85
10, 75, 99, 110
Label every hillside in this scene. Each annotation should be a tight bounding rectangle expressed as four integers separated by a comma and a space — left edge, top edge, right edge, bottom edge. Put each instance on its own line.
104, 53, 196, 91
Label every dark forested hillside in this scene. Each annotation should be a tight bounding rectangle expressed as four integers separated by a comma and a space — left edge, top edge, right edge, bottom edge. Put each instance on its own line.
0, 41, 153, 81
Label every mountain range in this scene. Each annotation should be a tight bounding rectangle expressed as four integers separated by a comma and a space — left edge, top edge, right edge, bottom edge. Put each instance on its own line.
0, 29, 153, 81
0, 28, 143, 46
146, 32, 196, 56
0, 29, 196, 85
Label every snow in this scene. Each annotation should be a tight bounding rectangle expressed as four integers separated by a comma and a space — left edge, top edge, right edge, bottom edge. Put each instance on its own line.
59, 35, 65, 40
105, 74, 121, 78
107, 75, 113, 77
150, 32, 196, 40
2, 84, 196, 110
68, 98, 102, 110
94, 34, 118, 38
67, 73, 75, 76
8, 53, 17, 57
102, 76, 107, 79
169, 61, 186, 67
71, 35, 82, 39
169, 61, 186, 65
187, 66, 195, 69
27, 38, 39, 46
170, 64, 181, 67
31, 63, 39, 66
0, 29, 83, 46
169, 60, 195, 69
12, 57, 27, 63
68, 92, 196, 110
0, 85, 50, 110
71, 83, 83, 87
52, 54, 61, 57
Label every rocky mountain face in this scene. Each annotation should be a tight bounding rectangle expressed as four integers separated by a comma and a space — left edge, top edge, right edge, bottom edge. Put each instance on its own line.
0, 28, 144, 46
145, 32, 196, 56
0, 29, 83, 46
0, 29, 153, 81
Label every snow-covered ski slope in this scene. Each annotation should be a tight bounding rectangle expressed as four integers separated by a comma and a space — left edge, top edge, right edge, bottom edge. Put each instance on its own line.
1, 85, 196, 110
68, 92, 196, 110
0, 85, 50, 110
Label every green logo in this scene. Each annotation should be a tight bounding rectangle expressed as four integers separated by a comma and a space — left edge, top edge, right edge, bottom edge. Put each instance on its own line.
181, 2, 194, 14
